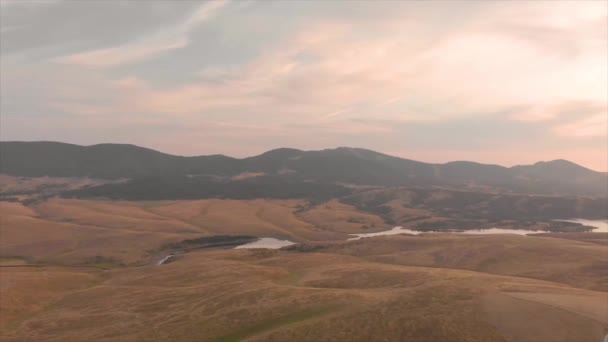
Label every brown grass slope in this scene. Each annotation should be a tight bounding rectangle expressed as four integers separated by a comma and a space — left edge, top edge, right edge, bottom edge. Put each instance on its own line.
294, 234, 608, 291
1, 198, 606, 341
0, 199, 382, 265
1, 249, 606, 342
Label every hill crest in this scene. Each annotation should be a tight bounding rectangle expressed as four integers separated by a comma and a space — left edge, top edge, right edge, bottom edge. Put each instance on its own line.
0, 141, 605, 196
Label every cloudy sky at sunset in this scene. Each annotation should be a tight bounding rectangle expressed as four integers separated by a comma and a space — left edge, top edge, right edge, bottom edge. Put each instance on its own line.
1, 0, 606, 170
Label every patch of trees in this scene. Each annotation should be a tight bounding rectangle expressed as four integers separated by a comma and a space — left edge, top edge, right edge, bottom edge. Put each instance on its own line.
346, 187, 608, 223
168, 235, 258, 251
62, 176, 353, 201
413, 219, 485, 231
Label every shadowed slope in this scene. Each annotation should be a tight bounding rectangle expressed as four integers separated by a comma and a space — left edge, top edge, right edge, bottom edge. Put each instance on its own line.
2, 141, 605, 195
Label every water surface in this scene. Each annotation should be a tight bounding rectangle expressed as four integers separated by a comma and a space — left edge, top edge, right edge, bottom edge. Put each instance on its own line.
348, 226, 423, 240
348, 219, 608, 240
348, 226, 545, 239
156, 254, 173, 265
554, 219, 608, 233
234, 237, 295, 249
460, 228, 541, 235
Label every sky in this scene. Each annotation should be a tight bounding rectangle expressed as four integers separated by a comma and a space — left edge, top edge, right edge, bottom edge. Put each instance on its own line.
1, 0, 606, 171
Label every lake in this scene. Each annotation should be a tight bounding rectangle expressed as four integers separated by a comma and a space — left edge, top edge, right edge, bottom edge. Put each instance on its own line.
554, 219, 608, 233
348, 219, 608, 240
234, 237, 296, 249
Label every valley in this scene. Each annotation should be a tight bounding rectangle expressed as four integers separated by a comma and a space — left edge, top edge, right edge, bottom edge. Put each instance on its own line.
3, 1, 607, 340
0, 143, 606, 341
1, 193, 607, 341
1, 239, 606, 342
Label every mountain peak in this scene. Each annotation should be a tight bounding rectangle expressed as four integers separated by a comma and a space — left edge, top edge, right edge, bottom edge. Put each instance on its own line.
1, 141, 605, 196
538, 159, 581, 166
256, 148, 303, 158
532, 159, 593, 172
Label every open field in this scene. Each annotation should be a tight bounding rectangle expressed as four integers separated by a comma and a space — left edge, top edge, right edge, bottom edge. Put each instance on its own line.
1, 197, 606, 341
2, 0, 608, 339
0, 199, 384, 265
295, 199, 387, 233
1, 247, 606, 342
536, 232, 608, 245
292, 234, 608, 291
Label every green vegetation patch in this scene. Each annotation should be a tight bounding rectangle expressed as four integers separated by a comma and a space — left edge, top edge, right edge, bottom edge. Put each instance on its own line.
82, 255, 125, 269
169, 235, 258, 251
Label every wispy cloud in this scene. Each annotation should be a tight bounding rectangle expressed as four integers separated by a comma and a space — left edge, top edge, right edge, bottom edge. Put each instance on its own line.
2, 1, 606, 170
57, 0, 228, 68
554, 113, 608, 138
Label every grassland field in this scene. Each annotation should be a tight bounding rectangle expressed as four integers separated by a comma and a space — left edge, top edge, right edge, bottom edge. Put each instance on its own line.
0, 196, 606, 341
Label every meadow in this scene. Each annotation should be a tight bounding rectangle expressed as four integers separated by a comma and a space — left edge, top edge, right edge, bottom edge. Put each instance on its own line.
0, 196, 606, 341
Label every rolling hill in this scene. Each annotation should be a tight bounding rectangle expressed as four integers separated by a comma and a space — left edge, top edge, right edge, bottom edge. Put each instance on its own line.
1, 142, 607, 341
1, 141, 606, 196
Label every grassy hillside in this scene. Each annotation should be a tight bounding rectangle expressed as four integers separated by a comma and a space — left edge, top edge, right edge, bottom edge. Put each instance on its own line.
2, 141, 606, 196
288, 234, 608, 291
1, 195, 606, 341
343, 187, 608, 224
0, 199, 383, 265
1, 247, 606, 341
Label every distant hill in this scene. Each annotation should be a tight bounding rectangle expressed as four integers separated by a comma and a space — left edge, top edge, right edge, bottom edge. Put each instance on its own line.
1, 141, 606, 196
0, 141, 241, 179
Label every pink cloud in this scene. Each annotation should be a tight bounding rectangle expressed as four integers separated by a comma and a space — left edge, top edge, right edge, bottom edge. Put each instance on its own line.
554, 113, 608, 138
50, 0, 606, 128
3, 1, 606, 170
57, 0, 228, 68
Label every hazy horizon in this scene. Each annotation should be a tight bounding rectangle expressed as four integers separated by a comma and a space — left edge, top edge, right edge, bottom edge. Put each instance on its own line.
1, 139, 606, 172
1, 0, 607, 171
1, 2, 607, 340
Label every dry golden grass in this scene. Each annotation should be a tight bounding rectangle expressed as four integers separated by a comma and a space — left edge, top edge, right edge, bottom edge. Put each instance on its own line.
310, 234, 608, 291
33, 199, 202, 233
480, 289, 606, 342
145, 199, 350, 241
383, 198, 437, 222
0, 202, 37, 217
1, 248, 605, 342
0, 267, 100, 332
1, 198, 606, 341
535, 232, 608, 245
296, 199, 387, 233
0, 198, 385, 265
0, 201, 195, 265
0, 257, 28, 266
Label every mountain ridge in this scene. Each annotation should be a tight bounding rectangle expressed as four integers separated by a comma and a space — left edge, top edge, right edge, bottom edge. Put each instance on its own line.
1, 141, 605, 196
1, 141, 601, 171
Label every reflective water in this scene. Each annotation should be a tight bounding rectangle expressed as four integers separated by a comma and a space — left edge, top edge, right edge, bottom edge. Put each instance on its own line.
348, 219, 608, 240
460, 228, 541, 235
234, 237, 296, 249
348, 226, 424, 240
554, 219, 608, 233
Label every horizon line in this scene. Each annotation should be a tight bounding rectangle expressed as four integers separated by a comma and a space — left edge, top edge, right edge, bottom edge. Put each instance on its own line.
1, 140, 604, 173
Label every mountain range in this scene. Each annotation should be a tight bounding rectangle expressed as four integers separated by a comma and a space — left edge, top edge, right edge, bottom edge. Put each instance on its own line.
1, 141, 606, 197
